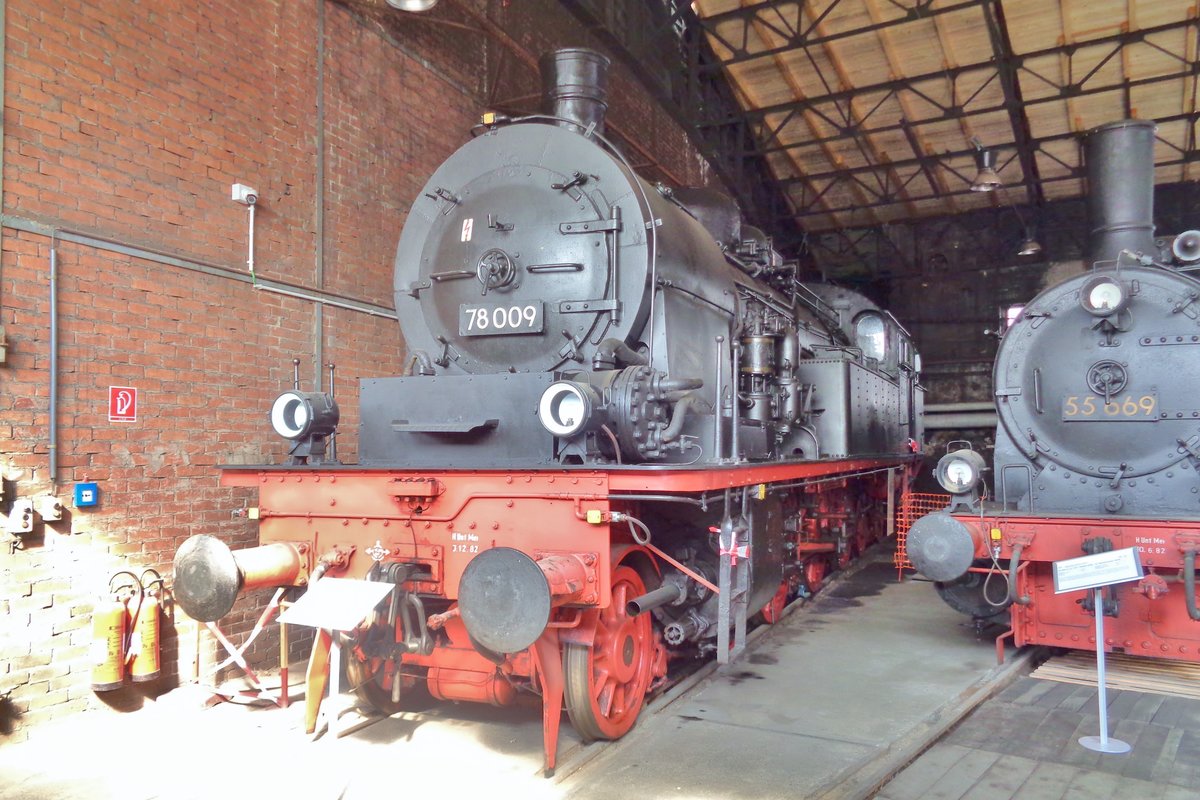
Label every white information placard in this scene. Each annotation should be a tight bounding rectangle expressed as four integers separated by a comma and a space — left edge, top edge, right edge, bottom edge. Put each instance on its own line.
277, 578, 394, 632
1053, 547, 1144, 594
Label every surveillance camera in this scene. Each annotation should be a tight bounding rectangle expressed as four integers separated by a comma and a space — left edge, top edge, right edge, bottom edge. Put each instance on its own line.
232, 183, 259, 206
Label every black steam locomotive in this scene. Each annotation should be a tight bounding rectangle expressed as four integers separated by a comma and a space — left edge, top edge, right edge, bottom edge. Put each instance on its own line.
174, 49, 924, 771
907, 120, 1200, 661
371, 50, 922, 469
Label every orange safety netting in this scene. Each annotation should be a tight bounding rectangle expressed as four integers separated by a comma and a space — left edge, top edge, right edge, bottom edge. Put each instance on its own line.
894, 492, 949, 575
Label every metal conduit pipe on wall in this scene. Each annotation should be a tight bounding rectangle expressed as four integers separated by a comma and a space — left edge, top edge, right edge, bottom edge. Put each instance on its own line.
1, 216, 396, 319
313, 0, 326, 390
0, 0, 6, 308
48, 237, 58, 487
10, 213, 394, 484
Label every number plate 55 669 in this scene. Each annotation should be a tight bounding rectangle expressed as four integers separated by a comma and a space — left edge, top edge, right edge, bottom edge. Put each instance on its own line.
1062, 393, 1158, 421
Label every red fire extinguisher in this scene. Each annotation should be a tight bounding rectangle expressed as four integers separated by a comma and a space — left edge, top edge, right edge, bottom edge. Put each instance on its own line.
92, 571, 139, 691
129, 569, 164, 683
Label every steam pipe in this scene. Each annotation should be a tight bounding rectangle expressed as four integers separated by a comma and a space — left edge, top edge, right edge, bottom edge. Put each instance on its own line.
661, 394, 701, 443
407, 350, 435, 376
714, 336, 725, 461
1085, 120, 1158, 264
659, 377, 703, 393
731, 340, 742, 462
592, 338, 647, 369
1185, 550, 1200, 621
626, 583, 685, 616
1008, 545, 1031, 606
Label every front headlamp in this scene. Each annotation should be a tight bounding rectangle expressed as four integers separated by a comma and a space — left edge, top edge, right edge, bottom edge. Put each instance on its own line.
270, 391, 340, 441
1079, 275, 1128, 317
935, 449, 986, 495
537, 381, 600, 438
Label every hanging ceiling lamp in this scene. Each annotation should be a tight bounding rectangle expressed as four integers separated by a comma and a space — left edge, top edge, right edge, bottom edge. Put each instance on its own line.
386, 0, 439, 11
1018, 236, 1043, 256
970, 145, 1002, 192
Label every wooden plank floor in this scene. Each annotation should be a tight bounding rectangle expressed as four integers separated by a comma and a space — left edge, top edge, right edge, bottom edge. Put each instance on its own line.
1032, 653, 1200, 700
874, 676, 1200, 800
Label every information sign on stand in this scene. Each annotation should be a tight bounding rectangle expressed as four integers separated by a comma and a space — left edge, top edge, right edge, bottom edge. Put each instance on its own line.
1052, 547, 1144, 755
278, 578, 394, 739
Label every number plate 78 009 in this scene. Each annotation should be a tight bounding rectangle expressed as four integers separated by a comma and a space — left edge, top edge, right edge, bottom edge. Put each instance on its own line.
459, 302, 544, 336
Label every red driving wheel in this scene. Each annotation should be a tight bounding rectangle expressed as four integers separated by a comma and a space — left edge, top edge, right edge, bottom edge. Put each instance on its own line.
761, 581, 789, 623
805, 557, 828, 592
563, 565, 655, 741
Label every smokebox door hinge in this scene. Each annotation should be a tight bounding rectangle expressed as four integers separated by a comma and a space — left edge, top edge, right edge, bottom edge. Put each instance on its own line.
559, 219, 621, 234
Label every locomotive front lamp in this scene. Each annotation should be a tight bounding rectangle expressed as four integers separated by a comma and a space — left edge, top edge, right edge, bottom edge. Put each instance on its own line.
537, 381, 600, 438
270, 390, 340, 441
935, 448, 986, 495
1079, 276, 1128, 317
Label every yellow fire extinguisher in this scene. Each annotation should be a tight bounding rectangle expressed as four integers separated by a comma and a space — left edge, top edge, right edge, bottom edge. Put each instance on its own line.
129, 569, 163, 683
92, 571, 139, 691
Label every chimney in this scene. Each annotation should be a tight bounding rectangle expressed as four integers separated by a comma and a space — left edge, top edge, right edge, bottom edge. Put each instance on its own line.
539, 48, 610, 136
1084, 119, 1158, 265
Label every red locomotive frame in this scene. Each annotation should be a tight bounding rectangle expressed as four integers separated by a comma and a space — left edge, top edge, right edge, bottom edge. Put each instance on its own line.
220, 455, 918, 770
939, 513, 1200, 663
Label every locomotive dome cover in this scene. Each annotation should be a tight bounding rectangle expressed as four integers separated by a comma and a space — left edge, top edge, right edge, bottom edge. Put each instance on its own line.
393, 122, 654, 375
994, 263, 1200, 479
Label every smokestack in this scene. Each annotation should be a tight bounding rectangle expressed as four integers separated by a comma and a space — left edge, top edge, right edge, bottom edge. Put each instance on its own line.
1085, 119, 1158, 264
539, 48, 610, 136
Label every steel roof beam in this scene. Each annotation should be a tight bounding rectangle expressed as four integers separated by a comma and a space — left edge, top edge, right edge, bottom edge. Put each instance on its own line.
773, 105, 1200, 191
778, 153, 1199, 228
697, 0, 994, 72
982, 0, 1042, 206
739, 63, 1198, 160
697, 17, 1196, 127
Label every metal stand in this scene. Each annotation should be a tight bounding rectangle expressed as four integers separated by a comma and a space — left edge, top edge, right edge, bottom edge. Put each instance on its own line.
202, 587, 290, 707
277, 578, 395, 740
1079, 587, 1131, 754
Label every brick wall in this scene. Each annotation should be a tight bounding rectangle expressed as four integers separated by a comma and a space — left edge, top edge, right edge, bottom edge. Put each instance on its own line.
0, 0, 713, 742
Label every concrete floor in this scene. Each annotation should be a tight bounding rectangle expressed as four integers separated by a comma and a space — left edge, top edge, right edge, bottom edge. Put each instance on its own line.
555, 557, 1019, 799
0, 549, 1020, 800
875, 676, 1200, 800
